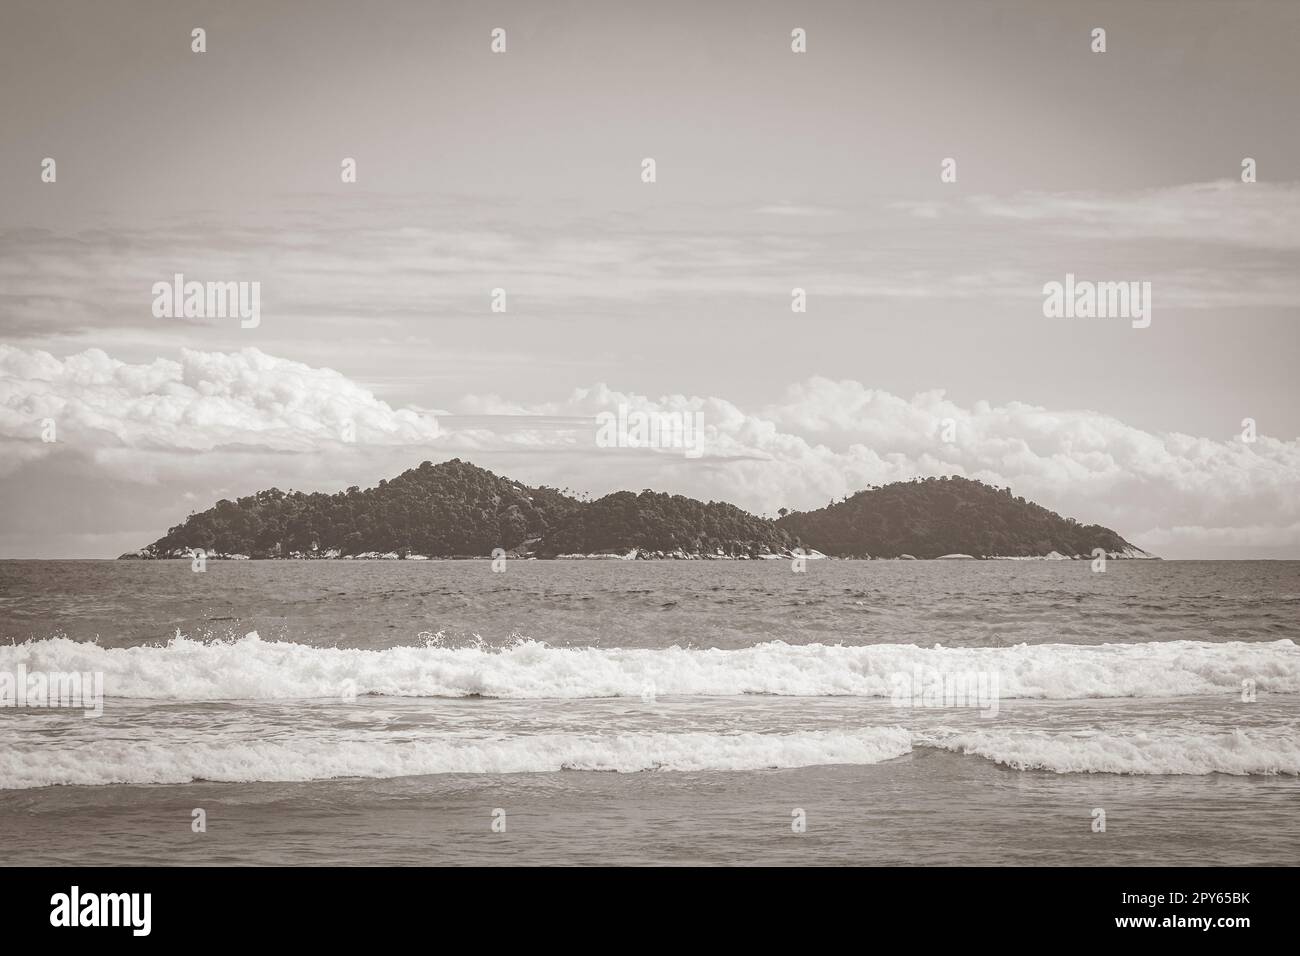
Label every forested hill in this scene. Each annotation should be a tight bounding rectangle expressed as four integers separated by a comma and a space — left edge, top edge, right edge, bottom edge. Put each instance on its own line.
775, 475, 1142, 559
133, 459, 577, 558
124, 459, 1144, 559
128, 459, 788, 559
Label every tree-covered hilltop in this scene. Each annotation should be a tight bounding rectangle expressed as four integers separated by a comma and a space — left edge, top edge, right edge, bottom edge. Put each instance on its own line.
137, 459, 581, 558
776, 475, 1142, 559
125, 460, 1144, 559
546, 490, 792, 556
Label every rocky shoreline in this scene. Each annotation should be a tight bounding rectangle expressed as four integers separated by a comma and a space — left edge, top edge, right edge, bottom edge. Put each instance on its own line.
120, 546, 1156, 561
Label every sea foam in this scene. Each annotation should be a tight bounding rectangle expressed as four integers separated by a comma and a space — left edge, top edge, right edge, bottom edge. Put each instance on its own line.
5, 723, 1298, 788
0, 727, 915, 788
0, 634, 1295, 702
919, 727, 1300, 776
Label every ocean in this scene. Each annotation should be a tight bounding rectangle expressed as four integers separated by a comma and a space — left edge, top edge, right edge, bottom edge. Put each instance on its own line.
1, 559, 1297, 866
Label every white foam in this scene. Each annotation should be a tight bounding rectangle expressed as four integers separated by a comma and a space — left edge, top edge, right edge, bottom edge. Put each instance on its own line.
1, 634, 1295, 701
0, 727, 915, 788
7, 719, 1295, 787
918, 728, 1300, 775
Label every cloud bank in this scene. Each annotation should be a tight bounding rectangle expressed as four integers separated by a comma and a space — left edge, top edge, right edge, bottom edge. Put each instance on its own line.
2, 346, 1296, 558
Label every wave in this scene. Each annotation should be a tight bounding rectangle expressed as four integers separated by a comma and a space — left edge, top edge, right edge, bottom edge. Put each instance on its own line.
1, 633, 1296, 702
0, 727, 915, 789
919, 728, 1300, 776
6, 723, 1297, 788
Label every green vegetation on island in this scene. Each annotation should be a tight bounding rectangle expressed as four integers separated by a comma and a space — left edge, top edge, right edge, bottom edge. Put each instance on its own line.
123, 459, 1145, 560
775, 475, 1141, 559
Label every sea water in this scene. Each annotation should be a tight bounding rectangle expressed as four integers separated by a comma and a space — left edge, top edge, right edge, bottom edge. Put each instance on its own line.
1, 559, 1296, 865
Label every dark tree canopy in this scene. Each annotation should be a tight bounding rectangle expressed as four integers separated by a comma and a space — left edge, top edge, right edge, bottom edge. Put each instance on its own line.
130, 460, 1139, 559
776, 475, 1137, 559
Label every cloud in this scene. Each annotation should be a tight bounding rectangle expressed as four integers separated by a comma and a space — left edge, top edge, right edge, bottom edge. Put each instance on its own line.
1137, 521, 1300, 556
894, 180, 1300, 251
0, 345, 441, 463
2, 346, 1297, 558
753, 203, 839, 217
4, 183, 1298, 352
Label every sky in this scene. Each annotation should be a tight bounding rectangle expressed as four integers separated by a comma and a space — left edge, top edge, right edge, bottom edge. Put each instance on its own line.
1, 0, 1297, 558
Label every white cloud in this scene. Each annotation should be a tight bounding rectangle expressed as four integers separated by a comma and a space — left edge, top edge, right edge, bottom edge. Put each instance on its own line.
5, 183, 1298, 353
753, 203, 839, 217
2, 347, 1297, 557
0, 345, 441, 463
895, 180, 1300, 250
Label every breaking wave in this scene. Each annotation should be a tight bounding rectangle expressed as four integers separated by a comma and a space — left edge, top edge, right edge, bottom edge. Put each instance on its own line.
0, 727, 915, 788
919, 727, 1300, 776
1, 633, 1295, 701
5, 723, 1297, 788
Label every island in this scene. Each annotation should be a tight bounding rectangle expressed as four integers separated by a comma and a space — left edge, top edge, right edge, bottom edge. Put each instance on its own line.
119, 459, 1152, 561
